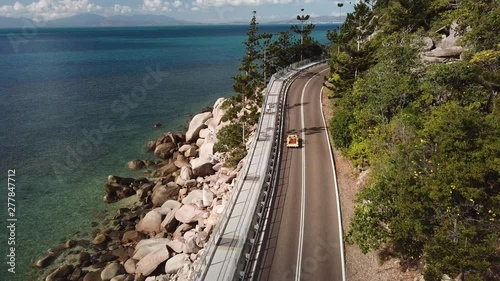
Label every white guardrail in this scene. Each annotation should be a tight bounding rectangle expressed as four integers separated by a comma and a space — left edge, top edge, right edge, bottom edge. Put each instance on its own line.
192, 57, 327, 281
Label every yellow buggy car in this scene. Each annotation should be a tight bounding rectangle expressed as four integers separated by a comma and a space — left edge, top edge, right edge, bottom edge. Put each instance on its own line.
286, 134, 299, 148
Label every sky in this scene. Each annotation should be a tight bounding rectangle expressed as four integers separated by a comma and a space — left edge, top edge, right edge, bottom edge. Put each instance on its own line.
0, 0, 357, 23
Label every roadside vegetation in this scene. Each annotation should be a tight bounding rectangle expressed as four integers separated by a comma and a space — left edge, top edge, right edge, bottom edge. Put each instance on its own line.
326, 0, 499, 280
216, 11, 324, 166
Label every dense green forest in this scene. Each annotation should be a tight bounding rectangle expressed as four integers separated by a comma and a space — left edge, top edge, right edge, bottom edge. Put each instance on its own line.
326, 0, 499, 280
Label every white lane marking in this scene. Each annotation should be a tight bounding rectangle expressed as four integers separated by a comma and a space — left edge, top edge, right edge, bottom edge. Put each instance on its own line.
319, 85, 346, 281
295, 68, 329, 281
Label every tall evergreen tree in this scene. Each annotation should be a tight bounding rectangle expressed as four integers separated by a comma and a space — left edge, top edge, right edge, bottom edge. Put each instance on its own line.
233, 11, 263, 101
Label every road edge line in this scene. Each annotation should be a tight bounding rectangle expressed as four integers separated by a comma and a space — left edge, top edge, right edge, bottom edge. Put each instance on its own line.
319, 85, 347, 281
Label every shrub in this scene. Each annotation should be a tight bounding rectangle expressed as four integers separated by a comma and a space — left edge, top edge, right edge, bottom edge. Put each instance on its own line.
329, 108, 354, 149
225, 147, 247, 168
214, 123, 244, 153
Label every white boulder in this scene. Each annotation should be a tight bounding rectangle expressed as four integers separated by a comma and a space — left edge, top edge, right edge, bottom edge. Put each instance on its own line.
136, 210, 162, 234
133, 238, 170, 260
165, 254, 186, 274
181, 190, 203, 205
202, 187, 214, 207
186, 112, 212, 143
199, 143, 214, 159
136, 248, 170, 277
180, 166, 193, 181
190, 157, 215, 177
175, 204, 205, 224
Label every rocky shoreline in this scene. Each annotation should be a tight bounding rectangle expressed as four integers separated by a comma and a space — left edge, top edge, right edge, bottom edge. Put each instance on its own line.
35, 97, 255, 281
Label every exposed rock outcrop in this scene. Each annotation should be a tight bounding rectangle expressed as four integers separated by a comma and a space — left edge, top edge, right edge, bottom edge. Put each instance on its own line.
421, 22, 466, 63
185, 112, 212, 143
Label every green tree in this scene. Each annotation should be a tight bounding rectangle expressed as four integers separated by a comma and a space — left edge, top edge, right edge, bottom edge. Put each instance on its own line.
451, 0, 500, 51
267, 31, 294, 73
233, 11, 263, 101
290, 23, 323, 61
332, 1, 500, 277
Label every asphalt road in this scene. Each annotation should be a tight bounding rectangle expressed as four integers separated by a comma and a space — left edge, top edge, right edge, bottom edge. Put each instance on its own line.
254, 65, 345, 281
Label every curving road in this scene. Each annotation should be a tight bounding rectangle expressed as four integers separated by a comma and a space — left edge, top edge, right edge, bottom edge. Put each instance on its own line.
254, 65, 345, 281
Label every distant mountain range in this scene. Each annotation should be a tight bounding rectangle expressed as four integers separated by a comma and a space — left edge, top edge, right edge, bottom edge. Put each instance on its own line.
0, 14, 344, 28
0, 16, 36, 28
0, 13, 197, 28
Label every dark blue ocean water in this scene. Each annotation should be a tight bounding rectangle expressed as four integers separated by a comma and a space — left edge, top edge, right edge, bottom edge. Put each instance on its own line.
0, 24, 336, 280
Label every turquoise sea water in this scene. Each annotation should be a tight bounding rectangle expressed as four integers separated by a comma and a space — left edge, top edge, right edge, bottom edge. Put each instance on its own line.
0, 24, 336, 280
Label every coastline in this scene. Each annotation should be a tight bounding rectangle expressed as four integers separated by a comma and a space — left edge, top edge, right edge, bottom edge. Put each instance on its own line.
33, 96, 257, 281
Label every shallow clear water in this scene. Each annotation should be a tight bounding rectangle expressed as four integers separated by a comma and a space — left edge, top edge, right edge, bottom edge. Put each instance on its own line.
0, 24, 336, 280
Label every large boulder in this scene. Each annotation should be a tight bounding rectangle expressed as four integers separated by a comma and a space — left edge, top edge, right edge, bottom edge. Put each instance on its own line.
202, 187, 214, 207
151, 183, 180, 207
151, 162, 178, 178
167, 239, 185, 253
424, 23, 464, 60
122, 230, 146, 244
173, 223, 193, 239
127, 160, 145, 171
45, 264, 74, 281
154, 142, 177, 159
212, 98, 226, 126
164, 254, 186, 274
136, 210, 162, 234
184, 179, 197, 189
185, 112, 212, 143
135, 248, 170, 277
161, 204, 181, 232
155, 133, 174, 147
184, 146, 198, 158
205, 210, 222, 233
161, 200, 182, 211
146, 141, 156, 152
182, 236, 200, 254
195, 138, 205, 147
438, 23, 461, 49
190, 157, 215, 177
199, 143, 214, 159
34, 253, 55, 268
174, 158, 190, 169
124, 258, 137, 274
178, 144, 191, 153
181, 190, 203, 205
175, 204, 205, 224
179, 166, 193, 181
92, 233, 107, 245
421, 36, 434, 51
182, 229, 204, 254
101, 262, 125, 281
198, 128, 211, 139
83, 270, 103, 281
425, 47, 463, 58
110, 275, 130, 281
133, 239, 170, 260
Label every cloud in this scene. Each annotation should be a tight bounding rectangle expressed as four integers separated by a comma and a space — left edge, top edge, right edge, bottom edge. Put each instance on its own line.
190, 6, 200, 10
142, 0, 165, 10
0, 0, 104, 21
114, 4, 132, 14
172, 0, 183, 8
194, 0, 292, 7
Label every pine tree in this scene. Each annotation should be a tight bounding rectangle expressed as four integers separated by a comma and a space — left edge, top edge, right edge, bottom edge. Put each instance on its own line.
233, 11, 263, 101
